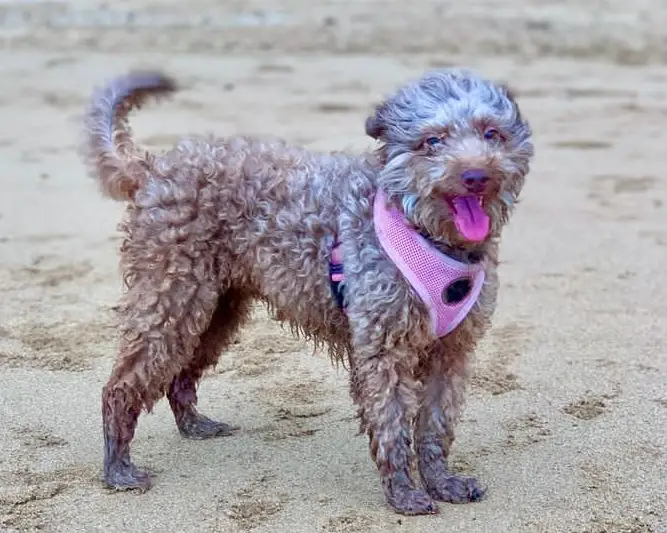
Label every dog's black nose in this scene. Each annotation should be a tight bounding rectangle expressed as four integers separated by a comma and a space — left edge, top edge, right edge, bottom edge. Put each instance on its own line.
461, 169, 489, 193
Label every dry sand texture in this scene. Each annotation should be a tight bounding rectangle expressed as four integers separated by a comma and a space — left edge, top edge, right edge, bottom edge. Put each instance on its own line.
0, 0, 666, 532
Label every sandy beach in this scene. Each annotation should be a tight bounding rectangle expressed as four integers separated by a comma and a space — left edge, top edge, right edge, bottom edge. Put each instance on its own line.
0, 1, 666, 531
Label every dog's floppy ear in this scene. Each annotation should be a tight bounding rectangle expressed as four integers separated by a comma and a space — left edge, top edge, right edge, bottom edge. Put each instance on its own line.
500, 83, 522, 120
499, 83, 518, 101
365, 103, 387, 140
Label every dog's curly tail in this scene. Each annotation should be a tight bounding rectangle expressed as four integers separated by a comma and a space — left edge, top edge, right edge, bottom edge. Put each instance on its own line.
82, 71, 177, 201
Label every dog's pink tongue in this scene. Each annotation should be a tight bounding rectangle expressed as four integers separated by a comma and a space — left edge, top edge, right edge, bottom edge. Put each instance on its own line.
451, 195, 490, 242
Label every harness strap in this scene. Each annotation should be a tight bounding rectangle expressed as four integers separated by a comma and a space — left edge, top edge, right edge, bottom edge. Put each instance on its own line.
329, 241, 347, 312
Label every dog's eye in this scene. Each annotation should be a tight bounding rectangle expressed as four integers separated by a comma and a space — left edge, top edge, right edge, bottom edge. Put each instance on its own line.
483, 128, 502, 141
425, 136, 442, 147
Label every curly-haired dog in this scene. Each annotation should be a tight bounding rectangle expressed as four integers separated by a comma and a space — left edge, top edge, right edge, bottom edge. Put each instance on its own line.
82, 68, 533, 515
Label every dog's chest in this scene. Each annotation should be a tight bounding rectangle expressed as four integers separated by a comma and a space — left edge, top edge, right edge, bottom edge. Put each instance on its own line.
329, 190, 487, 338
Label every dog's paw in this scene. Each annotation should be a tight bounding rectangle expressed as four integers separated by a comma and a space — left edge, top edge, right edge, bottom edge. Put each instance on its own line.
104, 462, 152, 493
177, 412, 239, 440
424, 474, 485, 504
382, 465, 439, 515
386, 487, 439, 515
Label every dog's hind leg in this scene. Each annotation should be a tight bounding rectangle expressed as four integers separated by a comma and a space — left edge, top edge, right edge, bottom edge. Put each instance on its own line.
101, 266, 220, 491
167, 288, 252, 439
414, 343, 485, 503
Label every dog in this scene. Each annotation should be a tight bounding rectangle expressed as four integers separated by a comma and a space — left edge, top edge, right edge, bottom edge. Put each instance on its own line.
81, 67, 533, 515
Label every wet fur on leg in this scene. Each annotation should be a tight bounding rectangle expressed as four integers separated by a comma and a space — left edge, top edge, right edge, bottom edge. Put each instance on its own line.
82, 68, 533, 514
415, 340, 486, 503
167, 289, 250, 438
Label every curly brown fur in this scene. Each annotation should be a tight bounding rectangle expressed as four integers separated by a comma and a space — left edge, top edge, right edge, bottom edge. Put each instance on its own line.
82, 68, 533, 514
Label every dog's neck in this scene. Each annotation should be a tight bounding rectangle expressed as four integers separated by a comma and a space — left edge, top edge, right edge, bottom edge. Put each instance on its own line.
363, 155, 493, 263
371, 188, 487, 337
418, 232, 487, 264
360, 153, 497, 263
385, 192, 490, 264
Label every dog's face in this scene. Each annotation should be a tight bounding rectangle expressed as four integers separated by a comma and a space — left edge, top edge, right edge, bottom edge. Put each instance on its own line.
366, 69, 534, 246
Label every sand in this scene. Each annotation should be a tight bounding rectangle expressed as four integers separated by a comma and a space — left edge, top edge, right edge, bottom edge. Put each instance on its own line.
0, 0, 666, 532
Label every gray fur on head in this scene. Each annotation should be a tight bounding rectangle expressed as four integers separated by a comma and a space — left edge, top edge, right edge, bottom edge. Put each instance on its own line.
366, 68, 534, 240
366, 68, 528, 145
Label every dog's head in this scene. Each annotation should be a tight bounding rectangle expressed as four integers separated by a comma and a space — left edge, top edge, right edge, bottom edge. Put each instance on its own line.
366, 68, 533, 246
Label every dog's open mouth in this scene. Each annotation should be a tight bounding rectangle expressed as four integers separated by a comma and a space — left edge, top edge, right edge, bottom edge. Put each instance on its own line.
449, 195, 490, 242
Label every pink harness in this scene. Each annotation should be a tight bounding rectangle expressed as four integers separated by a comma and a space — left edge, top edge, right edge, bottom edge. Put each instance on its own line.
330, 189, 485, 337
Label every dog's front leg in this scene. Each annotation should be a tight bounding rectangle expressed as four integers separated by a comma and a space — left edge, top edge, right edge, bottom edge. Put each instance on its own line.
351, 342, 438, 515
414, 343, 485, 503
